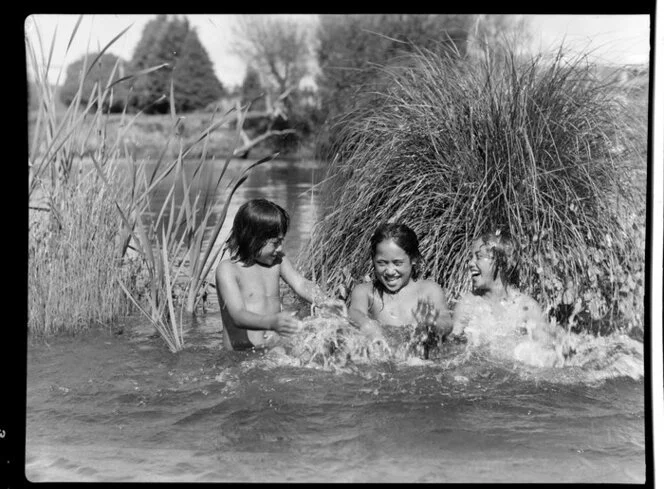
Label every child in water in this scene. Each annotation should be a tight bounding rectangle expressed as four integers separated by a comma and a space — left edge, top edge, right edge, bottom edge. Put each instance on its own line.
450, 230, 567, 365
348, 223, 453, 354
215, 198, 344, 351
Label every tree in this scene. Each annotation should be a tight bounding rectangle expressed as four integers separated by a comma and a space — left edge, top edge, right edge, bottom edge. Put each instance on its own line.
130, 14, 168, 72
172, 27, 225, 112
238, 65, 268, 132
466, 15, 533, 60
240, 65, 266, 111
316, 14, 473, 125
130, 15, 223, 113
59, 52, 130, 112
230, 15, 315, 99
227, 15, 318, 154
129, 14, 170, 111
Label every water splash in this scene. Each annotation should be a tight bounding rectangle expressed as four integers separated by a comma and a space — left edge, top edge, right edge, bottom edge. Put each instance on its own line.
241, 309, 643, 384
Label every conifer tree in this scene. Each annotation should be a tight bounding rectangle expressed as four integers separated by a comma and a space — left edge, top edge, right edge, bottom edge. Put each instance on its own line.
172, 26, 224, 112
59, 52, 130, 112
130, 14, 170, 111
130, 15, 223, 113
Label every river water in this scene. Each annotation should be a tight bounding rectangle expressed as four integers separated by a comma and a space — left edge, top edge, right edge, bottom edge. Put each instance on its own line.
25, 159, 648, 482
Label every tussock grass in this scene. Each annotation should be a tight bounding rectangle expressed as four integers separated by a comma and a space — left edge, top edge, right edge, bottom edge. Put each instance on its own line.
300, 46, 647, 334
27, 17, 140, 336
28, 172, 135, 336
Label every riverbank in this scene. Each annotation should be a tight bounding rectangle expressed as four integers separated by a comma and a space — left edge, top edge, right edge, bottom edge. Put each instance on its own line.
27, 110, 316, 162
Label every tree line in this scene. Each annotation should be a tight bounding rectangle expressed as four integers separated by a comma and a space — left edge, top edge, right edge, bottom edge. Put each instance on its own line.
58, 15, 224, 114
53, 14, 528, 152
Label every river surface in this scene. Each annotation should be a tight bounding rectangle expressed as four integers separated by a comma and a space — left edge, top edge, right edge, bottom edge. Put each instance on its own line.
25, 159, 647, 482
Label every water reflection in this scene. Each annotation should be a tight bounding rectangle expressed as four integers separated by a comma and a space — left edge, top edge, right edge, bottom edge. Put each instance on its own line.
145, 158, 325, 261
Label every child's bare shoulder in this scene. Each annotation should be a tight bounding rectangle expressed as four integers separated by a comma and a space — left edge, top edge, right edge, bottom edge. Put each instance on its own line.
216, 259, 239, 276
351, 281, 374, 299
353, 281, 373, 293
418, 278, 443, 290
417, 279, 446, 296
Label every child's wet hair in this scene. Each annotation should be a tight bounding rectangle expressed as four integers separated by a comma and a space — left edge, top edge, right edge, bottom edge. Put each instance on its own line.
226, 199, 290, 263
478, 230, 519, 285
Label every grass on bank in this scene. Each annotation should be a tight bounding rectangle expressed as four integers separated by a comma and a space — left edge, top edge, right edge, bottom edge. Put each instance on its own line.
300, 45, 647, 335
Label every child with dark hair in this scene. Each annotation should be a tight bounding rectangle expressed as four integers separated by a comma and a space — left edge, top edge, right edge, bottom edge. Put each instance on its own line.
450, 230, 561, 348
348, 223, 453, 349
216, 198, 344, 351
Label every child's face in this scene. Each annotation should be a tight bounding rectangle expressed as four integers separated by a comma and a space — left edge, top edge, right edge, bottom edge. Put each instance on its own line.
255, 235, 285, 266
373, 238, 415, 293
468, 240, 496, 291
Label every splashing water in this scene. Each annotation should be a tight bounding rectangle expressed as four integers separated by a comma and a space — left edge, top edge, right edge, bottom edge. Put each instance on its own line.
25, 306, 645, 483
246, 307, 643, 385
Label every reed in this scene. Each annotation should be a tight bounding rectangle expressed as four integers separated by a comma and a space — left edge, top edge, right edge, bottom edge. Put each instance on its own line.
28, 171, 136, 336
108, 87, 275, 353
300, 45, 647, 334
27, 17, 142, 336
27, 17, 272, 350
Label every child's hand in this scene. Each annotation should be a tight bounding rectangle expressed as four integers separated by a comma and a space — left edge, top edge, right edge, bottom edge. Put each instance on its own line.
273, 311, 303, 336
317, 298, 348, 317
360, 319, 385, 341
412, 298, 440, 330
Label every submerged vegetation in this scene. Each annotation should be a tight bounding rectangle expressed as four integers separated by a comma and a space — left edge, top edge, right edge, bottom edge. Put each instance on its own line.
300, 46, 647, 335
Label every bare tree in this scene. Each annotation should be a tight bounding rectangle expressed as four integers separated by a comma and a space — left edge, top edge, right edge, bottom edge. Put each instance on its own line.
226, 15, 316, 156
230, 14, 315, 98
466, 15, 533, 59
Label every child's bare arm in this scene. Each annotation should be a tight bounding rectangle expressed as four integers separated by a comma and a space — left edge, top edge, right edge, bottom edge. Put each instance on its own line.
280, 256, 346, 312
215, 261, 300, 335
451, 294, 473, 336
348, 284, 384, 335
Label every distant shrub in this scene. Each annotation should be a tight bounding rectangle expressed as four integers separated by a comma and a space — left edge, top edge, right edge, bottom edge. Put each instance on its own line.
299, 46, 647, 334
59, 52, 131, 113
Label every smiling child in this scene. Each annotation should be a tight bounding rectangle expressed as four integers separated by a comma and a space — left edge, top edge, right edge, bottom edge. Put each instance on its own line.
348, 223, 453, 345
215, 199, 344, 351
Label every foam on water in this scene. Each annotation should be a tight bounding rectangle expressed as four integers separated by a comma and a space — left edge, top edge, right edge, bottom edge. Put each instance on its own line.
244, 310, 643, 385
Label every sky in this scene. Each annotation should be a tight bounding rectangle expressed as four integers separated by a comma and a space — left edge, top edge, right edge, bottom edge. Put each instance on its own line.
24, 13, 652, 89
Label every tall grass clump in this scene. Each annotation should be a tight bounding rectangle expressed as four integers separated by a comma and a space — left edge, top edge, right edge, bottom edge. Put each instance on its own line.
28, 170, 136, 336
300, 45, 647, 335
27, 17, 270, 350
27, 19, 141, 336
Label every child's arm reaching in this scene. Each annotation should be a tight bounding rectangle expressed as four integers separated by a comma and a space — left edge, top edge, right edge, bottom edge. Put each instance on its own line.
347, 283, 385, 339
450, 294, 473, 339
215, 261, 301, 336
279, 256, 347, 315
